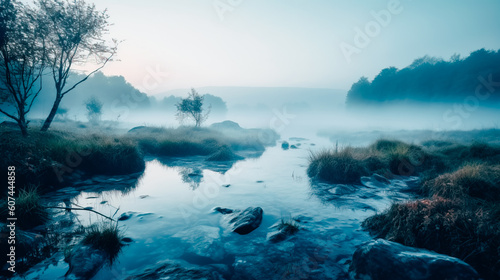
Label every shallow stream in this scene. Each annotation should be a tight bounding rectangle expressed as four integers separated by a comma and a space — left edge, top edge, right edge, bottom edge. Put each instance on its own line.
20, 135, 418, 279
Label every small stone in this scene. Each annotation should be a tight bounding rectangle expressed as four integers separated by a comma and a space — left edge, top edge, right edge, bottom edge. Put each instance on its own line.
213, 207, 233, 214
121, 237, 133, 243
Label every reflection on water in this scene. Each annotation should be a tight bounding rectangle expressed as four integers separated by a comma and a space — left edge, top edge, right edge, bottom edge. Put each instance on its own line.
178, 167, 204, 190
21, 135, 415, 279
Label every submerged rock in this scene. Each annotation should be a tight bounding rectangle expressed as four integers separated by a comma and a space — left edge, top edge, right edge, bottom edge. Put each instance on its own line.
121, 237, 133, 243
215, 207, 264, 235
281, 141, 290, 150
226, 207, 263, 235
349, 239, 480, 280
118, 211, 135, 221
125, 260, 224, 280
213, 207, 234, 214
173, 225, 225, 262
266, 219, 301, 243
65, 245, 107, 280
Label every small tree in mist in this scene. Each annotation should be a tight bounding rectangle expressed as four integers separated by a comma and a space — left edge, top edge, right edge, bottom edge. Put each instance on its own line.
0, 0, 47, 136
85, 96, 103, 124
176, 88, 210, 127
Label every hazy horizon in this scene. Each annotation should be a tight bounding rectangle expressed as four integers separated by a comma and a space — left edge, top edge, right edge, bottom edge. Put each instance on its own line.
82, 0, 500, 95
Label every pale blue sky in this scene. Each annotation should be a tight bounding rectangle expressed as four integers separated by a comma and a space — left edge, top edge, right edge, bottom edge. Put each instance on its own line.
92, 0, 500, 94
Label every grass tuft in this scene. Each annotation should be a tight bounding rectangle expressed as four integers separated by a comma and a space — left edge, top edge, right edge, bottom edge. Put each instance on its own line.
0, 187, 48, 230
82, 222, 124, 263
307, 147, 370, 184
423, 163, 500, 201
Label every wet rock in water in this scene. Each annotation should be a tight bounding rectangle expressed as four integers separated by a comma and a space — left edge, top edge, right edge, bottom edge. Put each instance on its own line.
349, 239, 480, 280
224, 207, 263, 235
121, 237, 133, 243
213, 207, 234, 214
281, 141, 290, 150
118, 211, 135, 221
266, 219, 300, 243
256, 180, 264, 183
222, 184, 231, 188
290, 144, 298, 149
125, 260, 224, 280
65, 245, 107, 280
328, 184, 357, 195
173, 225, 225, 262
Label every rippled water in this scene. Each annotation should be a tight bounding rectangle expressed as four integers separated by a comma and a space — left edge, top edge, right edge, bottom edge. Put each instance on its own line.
21, 135, 417, 279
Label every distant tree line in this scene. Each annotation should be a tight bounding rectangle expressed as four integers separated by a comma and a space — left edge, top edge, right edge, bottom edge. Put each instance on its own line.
346, 49, 500, 106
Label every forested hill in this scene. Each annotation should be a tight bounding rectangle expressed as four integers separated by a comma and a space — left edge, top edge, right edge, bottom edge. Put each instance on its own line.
346, 49, 500, 106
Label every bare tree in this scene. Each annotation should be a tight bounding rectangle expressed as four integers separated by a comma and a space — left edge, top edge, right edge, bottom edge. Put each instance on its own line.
38, 0, 117, 131
176, 88, 210, 127
0, 0, 46, 136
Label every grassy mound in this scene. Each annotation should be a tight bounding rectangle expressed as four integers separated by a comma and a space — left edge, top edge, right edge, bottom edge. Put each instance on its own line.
307, 139, 500, 185
307, 148, 370, 184
82, 222, 123, 263
423, 163, 500, 201
363, 197, 500, 279
128, 125, 278, 156
0, 128, 145, 194
363, 160, 500, 279
206, 145, 244, 161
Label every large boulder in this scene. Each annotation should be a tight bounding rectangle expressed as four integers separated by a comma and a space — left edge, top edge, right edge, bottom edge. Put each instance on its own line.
216, 207, 263, 235
349, 239, 480, 280
65, 245, 107, 280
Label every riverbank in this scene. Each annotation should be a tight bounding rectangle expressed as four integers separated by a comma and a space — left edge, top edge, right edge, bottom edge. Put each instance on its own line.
308, 138, 500, 279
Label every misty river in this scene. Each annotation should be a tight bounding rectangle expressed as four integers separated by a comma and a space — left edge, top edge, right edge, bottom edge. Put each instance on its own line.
17, 132, 420, 279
